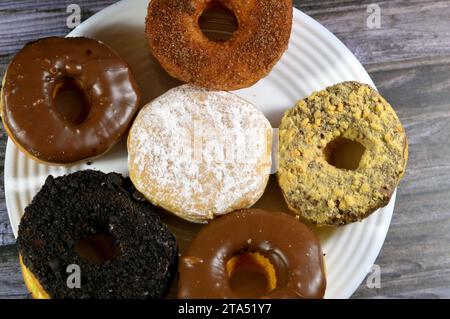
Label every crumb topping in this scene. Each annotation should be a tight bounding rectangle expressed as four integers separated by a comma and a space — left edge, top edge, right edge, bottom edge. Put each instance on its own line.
278, 82, 408, 225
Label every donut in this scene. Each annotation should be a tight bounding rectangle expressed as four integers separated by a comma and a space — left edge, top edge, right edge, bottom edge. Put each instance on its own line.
0, 37, 140, 164
19, 255, 50, 299
17, 170, 178, 299
145, 0, 293, 90
278, 81, 408, 226
128, 85, 272, 223
178, 209, 326, 299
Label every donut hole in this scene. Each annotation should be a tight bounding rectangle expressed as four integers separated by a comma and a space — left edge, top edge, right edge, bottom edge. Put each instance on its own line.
226, 252, 276, 298
199, 1, 238, 42
324, 137, 366, 170
75, 230, 121, 265
53, 76, 91, 125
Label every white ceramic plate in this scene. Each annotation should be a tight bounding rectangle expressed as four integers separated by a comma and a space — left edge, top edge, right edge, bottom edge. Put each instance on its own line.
4, 0, 395, 299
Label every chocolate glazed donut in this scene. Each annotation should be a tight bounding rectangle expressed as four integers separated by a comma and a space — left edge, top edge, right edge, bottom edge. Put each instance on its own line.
178, 209, 326, 299
0, 37, 140, 164
146, 0, 293, 90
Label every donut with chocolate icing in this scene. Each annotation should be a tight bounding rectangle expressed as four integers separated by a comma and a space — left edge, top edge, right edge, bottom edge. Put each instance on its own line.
178, 209, 326, 299
0, 37, 140, 164
18, 170, 178, 299
145, 0, 293, 90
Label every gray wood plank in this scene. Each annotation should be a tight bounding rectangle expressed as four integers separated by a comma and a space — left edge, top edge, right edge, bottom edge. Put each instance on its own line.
296, 0, 450, 66
0, 245, 29, 299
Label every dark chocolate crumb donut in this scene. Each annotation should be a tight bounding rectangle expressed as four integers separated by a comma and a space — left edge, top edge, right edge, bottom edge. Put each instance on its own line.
17, 170, 178, 299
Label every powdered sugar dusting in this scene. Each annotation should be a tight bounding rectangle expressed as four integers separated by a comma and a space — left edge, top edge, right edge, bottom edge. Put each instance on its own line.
128, 85, 272, 222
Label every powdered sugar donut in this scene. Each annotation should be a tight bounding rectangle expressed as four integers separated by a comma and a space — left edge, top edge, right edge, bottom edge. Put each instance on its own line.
127, 85, 272, 223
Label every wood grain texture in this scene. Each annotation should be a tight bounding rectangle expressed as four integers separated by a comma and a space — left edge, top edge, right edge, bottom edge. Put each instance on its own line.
1, 0, 450, 299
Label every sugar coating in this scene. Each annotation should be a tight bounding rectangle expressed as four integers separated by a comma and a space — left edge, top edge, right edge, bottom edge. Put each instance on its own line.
128, 85, 272, 222
145, 0, 293, 90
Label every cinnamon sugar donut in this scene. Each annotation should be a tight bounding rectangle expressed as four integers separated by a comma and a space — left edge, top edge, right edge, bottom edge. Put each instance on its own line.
127, 85, 272, 223
145, 0, 293, 90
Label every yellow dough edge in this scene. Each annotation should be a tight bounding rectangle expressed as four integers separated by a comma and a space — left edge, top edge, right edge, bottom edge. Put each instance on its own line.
19, 255, 50, 299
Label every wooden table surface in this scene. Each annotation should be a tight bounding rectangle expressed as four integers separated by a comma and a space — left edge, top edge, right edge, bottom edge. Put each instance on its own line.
1, 0, 449, 299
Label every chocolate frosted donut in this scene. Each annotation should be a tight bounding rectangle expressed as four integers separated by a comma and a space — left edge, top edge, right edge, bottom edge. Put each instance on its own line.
145, 0, 293, 90
178, 209, 326, 299
1, 37, 140, 164
18, 170, 178, 299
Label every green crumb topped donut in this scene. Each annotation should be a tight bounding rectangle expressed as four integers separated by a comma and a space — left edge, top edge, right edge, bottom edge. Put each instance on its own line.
278, 81, 408, 226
